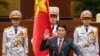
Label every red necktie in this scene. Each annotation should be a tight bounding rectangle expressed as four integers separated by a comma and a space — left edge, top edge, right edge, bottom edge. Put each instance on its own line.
58, 39, 62, 53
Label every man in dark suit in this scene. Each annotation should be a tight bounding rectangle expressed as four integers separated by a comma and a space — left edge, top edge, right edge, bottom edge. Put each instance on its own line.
40, 24, 82, 56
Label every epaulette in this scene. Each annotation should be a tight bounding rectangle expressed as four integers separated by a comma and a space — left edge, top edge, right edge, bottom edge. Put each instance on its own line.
76, 26, 81, 28
92, 26, 97, 28
21, 27, 28, 36
4, 27, 10, 30
92, 26, 98, 30
92, 26, 98, 38
21, 27, 27, 31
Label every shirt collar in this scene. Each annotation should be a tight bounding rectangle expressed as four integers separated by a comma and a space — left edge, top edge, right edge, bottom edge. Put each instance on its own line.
82, 25, 91, 29
51, 24, 57, 28
58, 37, 64, 42
11, 26, 20, 29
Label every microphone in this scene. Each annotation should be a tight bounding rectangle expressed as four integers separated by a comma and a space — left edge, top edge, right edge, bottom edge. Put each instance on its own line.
62, 51, 65, 56
53, 51, 55, 56
78, 55, 82, 56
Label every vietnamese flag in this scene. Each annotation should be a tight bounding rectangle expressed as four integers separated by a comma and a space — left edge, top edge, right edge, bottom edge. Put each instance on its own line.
32, 0, 52, 56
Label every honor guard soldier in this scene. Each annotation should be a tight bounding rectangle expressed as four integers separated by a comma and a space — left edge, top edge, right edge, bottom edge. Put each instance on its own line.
31, 7, 59, 44
49, 6, 59, 36
2, 10, 28, 56
73, 10, 99, 56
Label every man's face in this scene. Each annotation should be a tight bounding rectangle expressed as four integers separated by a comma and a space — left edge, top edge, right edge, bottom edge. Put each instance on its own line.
11, 18, 21, 27
57, 27, 66, 39
81, 17, 91, 26
50, 14, 57, 25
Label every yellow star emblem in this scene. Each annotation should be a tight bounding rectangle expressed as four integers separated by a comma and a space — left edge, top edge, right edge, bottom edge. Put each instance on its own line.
35, 0, 47, 16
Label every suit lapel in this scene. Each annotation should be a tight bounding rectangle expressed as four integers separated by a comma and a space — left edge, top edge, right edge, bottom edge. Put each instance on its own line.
87, 26, 92, 34
61, 38, 68, 50
17, 26, 21, 35
53, 37, 58, 51
10, 26, 16, 39
14, 26, 23, 38
81, 26, 86, 33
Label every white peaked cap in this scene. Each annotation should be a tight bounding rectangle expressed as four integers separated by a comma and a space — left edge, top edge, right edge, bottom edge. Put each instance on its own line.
49, 6, 59, 21
9, 10, 22, 19
80, 10, 92, 19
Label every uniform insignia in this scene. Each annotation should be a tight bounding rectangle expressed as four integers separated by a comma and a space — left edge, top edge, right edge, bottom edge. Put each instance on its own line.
86, 31, 94, 38
80, 32, 85, 34
9, 34, 13, 36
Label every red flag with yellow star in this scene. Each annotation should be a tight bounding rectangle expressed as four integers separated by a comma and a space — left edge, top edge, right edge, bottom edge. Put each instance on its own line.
32, 0, 52, 56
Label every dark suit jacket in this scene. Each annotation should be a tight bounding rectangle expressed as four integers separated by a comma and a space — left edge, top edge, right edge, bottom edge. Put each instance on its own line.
40, 37, 82, 56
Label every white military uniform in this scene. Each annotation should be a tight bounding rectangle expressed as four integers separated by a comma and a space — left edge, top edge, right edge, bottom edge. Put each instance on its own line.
2, 26, 28, 56
50, 7, 59, 37
74, 25, 99, 56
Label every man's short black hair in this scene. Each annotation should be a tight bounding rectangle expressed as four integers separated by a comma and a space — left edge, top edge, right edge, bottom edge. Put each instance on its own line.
56, 24, 67, 31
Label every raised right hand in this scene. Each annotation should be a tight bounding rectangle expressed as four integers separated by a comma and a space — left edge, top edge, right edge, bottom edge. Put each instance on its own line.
44, 29, 50, 40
